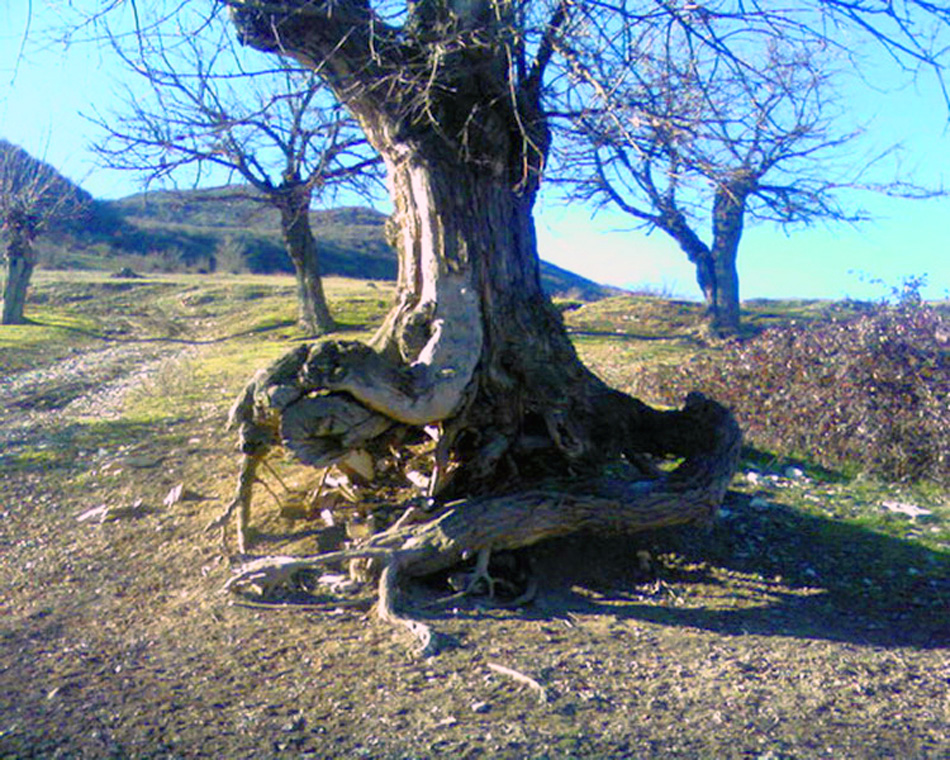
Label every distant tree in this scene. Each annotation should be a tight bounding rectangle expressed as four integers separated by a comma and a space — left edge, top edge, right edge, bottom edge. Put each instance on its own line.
89, 15, 380, 335
0, 140, 90, 325
558, 26, 939, 336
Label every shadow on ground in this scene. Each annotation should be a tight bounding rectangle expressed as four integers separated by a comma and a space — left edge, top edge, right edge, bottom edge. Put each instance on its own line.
433, 490, 949, 650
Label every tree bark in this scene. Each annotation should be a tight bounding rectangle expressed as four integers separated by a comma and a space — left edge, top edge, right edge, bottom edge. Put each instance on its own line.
708, 181, 750, 337
276, 187, 337, 335
710, 244, 740, 336
656, 210, 718, 319
659, 183, 747, 337
2, 232, 36, 325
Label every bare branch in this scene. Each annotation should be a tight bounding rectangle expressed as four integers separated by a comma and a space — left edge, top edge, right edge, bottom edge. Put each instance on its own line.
0, 140, 91, 236
87, 5, 381, 201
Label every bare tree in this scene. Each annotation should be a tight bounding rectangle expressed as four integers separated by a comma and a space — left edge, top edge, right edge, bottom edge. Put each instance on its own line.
89, 13, 380, 334
67, 1, 950, 650
0, 140, 90, 325
557, 23, 939, 335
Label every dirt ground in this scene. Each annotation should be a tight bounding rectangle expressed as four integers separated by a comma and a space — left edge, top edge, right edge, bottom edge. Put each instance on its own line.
2, 283, 949, 759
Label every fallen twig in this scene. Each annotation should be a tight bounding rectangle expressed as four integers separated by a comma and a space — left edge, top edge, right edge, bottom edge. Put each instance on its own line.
487, 661, 548, 703
230, 598, 372, 611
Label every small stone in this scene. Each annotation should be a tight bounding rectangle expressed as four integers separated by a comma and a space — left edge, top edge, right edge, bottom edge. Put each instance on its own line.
471, 701, 491, 714
882, 501, 932, 518
281, 716, 306, 732
785, 466, 805, 480
77, 504, 110, 523
163, 483, 185, 507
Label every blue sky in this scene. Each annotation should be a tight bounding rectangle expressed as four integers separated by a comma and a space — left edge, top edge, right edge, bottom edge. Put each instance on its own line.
2, 2, 947, 302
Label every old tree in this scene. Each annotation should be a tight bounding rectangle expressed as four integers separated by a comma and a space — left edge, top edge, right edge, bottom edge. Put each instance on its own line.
207, 0, 947, 650
557, 28, 942, 337
559, 37, 863, 337
1, 141, 91, 325
90, 21, 380, 335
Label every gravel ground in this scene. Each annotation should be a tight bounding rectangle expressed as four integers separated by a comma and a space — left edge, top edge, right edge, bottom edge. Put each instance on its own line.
1, 340, 194, 449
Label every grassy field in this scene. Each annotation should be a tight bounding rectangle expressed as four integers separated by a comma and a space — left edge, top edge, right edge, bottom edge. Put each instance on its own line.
1, 271, 947, 759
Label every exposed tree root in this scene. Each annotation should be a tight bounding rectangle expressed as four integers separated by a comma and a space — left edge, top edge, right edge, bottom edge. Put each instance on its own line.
206, 452, 261, 554
216, 290, 742, 654
223, 392, 741, 654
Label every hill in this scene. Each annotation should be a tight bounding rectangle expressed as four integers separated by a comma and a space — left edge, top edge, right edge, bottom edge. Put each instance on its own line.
45, 184, 619, 300
105, 188, 397, 280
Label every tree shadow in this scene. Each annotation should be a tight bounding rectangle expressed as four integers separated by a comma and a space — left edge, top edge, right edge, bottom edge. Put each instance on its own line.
473, 491, 949, 649
26, 317, 300, 345
0, 419, 167, 473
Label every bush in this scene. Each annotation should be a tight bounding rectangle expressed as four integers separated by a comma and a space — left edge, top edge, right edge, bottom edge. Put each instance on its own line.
635, 303, 950, 485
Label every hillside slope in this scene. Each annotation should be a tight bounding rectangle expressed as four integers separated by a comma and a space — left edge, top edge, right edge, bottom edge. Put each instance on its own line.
50, 185, 619, 300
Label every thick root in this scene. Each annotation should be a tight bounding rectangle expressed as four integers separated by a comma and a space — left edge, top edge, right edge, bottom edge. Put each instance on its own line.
220, 290, 482, 549
206, 452, 261, 554
223, 392, 740, 654
314, 274, 483, 426
377, 560, 436, 656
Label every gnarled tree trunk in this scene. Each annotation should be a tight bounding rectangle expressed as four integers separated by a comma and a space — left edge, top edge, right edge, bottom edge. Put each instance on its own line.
275, 186, 336, 335
2, 229, 36, 325
654, 210, 722, 333
219, 0, 742, 649
658, 192, 746, 337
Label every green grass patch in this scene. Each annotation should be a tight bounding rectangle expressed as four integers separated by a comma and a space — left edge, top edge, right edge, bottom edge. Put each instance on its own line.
3, 445, 63, 471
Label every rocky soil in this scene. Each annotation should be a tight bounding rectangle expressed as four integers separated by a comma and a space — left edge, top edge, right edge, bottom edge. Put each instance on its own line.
2, 340, 195, 441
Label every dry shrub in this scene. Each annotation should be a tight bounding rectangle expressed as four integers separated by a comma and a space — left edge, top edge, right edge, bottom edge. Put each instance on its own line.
636, 303, 950, 485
